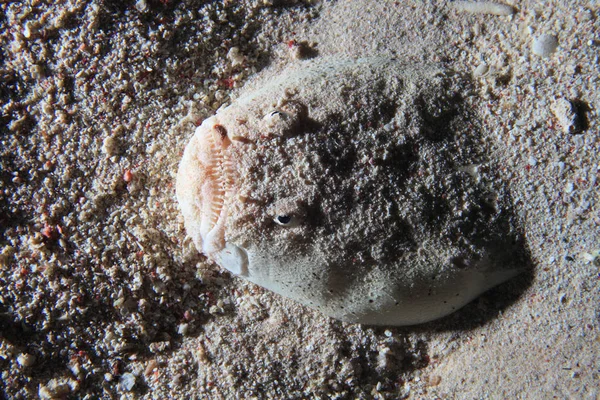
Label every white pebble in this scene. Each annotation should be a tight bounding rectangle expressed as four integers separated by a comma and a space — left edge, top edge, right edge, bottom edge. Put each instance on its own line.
17, 353, 36, 367
473, 63, 489, 77
177, 323, 189, 335
102, 135, 119, 156
565, 182, 574, 193
581, 252, 595, 262
532, 34, 559, 57
38, 385, 53, 400
135, 0, 148, 12
451, 1, 514, 16
119, 372, 136, 391
376, 346, 391, 370
551, 98, 578, 134
23, 22, 36, 39
227, 47, 245, 67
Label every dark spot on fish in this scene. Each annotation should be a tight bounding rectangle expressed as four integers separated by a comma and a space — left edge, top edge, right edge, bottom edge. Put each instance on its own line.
214, 124, 227, 140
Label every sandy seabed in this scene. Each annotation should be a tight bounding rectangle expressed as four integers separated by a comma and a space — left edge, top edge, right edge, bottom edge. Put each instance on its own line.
1, 1, 598, 399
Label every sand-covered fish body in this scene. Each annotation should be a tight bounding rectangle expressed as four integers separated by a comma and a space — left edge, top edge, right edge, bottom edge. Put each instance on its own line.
177, 57, 524, 325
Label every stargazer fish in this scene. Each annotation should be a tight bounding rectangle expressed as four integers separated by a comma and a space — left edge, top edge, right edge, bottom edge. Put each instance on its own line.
176, 57, 525, 325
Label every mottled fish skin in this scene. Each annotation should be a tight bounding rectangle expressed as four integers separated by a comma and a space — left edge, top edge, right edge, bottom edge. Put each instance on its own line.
177, 57, 525, 326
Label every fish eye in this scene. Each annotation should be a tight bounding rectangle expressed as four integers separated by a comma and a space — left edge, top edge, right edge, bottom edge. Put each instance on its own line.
264, 110, 290, 121
274, 215, 293, 226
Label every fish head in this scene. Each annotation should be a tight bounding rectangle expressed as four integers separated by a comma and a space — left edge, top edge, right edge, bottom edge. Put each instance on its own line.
176, 98, 318, 283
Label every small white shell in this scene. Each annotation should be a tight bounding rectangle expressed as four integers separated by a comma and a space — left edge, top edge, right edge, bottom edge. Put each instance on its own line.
532, 34, 559, 57
473, 63, 489, 77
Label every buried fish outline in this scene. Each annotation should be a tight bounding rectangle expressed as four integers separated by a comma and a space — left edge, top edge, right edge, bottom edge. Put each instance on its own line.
176, 57, 526, 326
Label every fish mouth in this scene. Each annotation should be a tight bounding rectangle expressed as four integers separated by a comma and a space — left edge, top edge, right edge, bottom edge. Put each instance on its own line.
177, 117, 236, 257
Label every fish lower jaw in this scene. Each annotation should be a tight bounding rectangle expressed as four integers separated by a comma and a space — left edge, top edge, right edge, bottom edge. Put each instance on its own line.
201, 215, 227, 256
